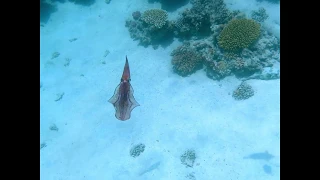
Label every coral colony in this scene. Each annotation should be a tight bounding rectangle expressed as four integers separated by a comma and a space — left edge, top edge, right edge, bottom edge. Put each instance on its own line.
125, 0, 279, 82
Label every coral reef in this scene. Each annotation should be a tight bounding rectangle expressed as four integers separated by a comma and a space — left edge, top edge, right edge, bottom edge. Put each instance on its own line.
240, 66, 280, 81
249, 30, 280, 60
130, 143, 145, 157
141, 9, 168, 29
184, 28, 279, 80
232, 81, 254, 100
180, 149, 196, 167
251, 8, 269, 23
125, 9, 174, 49
148, 0, 190, 12
229, 30, 279, 77
210, 24, 225, 45
206, 60, 232, 80
40, 0, 57, 23
132, 11, 141, 20
171, 43, 204, 76
218, 19, 261, 52
228, 55, 263, 77
192, 0, 237, 25
124, 0, 279, 81
174, 7, 211, 39
174, 0, 238, 39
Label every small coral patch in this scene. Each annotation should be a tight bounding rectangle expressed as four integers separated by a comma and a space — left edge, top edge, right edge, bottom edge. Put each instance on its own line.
171, 44, 204, 76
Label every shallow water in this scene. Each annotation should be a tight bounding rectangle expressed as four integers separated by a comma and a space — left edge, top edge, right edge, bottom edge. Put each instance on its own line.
40, 0, 280, 179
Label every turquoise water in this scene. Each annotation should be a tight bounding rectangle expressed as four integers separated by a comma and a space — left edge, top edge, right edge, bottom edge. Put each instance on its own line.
40, 0, 280, 179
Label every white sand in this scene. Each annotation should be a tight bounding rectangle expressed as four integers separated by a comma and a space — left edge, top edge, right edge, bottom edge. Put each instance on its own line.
40, 0, 280, 179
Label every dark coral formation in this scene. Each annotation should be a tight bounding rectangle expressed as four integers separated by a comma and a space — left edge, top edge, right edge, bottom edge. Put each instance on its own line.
141, 9, 168, 29
174, 7, 211, 39
206, 60, 232, 80
251, 8, 269, 23
68, 0, 96, 6
192, 0, 237, 25
125, 0, 279, 80
171, 43, 204, 76
174, 0, 239, 39
132, 11, 141, 20
40, 0, 57, 23
125, 9, 175, 49
184, 28, 279, 80
148, 0, 190, 12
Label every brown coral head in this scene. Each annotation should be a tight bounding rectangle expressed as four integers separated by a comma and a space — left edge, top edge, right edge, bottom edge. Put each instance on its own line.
132, 11, 141, 20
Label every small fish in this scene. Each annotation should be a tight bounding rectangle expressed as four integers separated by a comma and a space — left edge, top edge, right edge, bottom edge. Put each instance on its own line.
138, 161, 161, 176
108, 56, 139, 120
243, 151, 274, 161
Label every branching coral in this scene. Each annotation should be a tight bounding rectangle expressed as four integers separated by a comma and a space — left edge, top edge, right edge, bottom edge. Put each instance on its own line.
141, 9, 168, 29
192, 0, 237, 25
206, 60, 231, 80
251, 8, 269, 23
125, 9, 174, 49
132, 11, 141, 20
218, 19, 261, 52
232, 81, 254, 100
174, 8, 211, 38
171, 44, 204, 76
174, 0, 236, 39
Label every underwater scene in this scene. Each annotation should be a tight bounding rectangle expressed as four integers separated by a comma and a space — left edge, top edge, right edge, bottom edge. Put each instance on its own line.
40, 0, 280, 179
